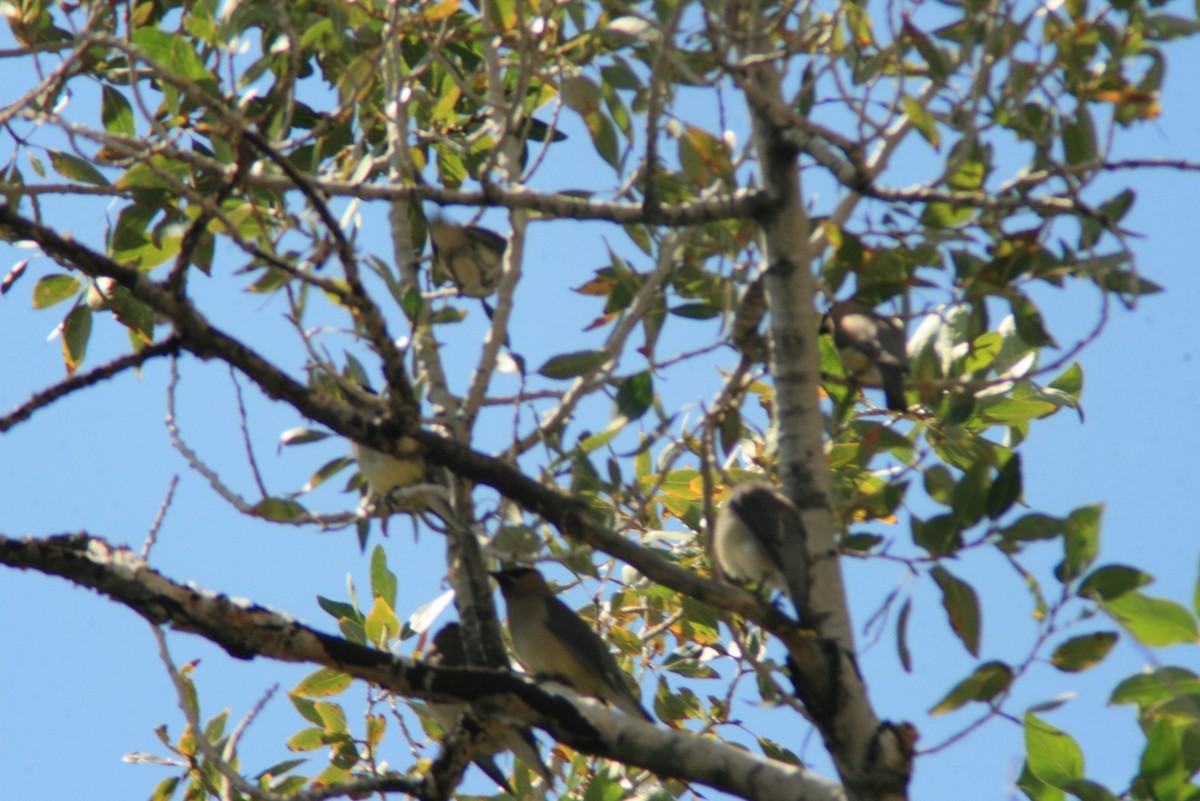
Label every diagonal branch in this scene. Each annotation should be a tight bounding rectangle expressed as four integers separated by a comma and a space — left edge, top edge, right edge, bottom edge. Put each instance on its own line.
0, 336, 180, 434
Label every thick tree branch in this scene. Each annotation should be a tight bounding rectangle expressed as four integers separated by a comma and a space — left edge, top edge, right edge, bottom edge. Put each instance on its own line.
739, 23, 912, 801
0, 533, 846, 801
0, 202, 823, 687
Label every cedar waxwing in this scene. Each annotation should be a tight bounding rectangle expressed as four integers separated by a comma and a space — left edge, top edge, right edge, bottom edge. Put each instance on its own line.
492, 568, 653, 721
343, 383, 453, 524
712, 482, 808, 614
820, 301, 909, 411
426, 623, 553, 791
429, 218, 507, 299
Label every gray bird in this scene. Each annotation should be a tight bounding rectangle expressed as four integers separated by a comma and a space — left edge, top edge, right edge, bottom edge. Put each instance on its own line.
492, 568, 653, 721
429, 218, 507, 299
712, 482, 808, 613
425, 623, 554, 791
820, 300, 909, 412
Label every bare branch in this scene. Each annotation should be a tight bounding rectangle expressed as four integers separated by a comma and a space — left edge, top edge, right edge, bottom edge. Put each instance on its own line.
0, 337, 180, 434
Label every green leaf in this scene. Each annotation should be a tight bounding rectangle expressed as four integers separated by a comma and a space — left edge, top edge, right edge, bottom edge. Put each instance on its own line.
987, 453, 1022, 519
903, 95, 940, 150
1049, 362, 1083, 398
1009, 294, 1057, 347
670, 302, 722, 319
130, 28, 219, 95
912, 514, 962, 556
339, 617, 366, 645
1050, 632, 1118, 672
1016, 760, 1065, 801
313, 700, 348, 733
921, 200, 976, 229
364, 595, 400, 647
1110, 667, 1200, 709
932, 565, 981, 656
923, 465, 955, 505
289, 692, 323, 725
1056, 504, 1103, 584
1139, 718, 1192, 801
537, 349, 608, 379
1195, 554, 1200, 617
150, 776, 181, 801
286, 727, 327, 752
616, 372, 654, 420
1024, 712, 1084, 788
292, 668, 353, 698
300, 457, 352, 493
62, 304, 91, 373
896, 597, 913, 672
251, 497, 307, 521
317, 596, 362, 625
583, 110, 620, 168
1062, 105, 1096, 166
370, 545, 397, 610
930, 661, 1013, 714
1102, 592, 1199, 647
1078, 564, 1152, 601
32, 273, 80, 308
49, 151, 109, 186
1000, 513, 1064, 545
679, 123, 733, 187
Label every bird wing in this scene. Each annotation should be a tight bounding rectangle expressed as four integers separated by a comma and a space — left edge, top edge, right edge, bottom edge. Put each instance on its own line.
464, 225, 507, 254
729, 486, 790, 564
543, 597, 641, 706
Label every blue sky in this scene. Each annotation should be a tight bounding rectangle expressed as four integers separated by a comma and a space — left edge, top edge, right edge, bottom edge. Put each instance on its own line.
2, 14, 1199, 801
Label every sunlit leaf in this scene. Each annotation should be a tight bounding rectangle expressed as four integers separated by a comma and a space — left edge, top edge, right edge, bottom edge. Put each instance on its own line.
1024, 713, 1084, 789
32, 273, 80, 308
1050, 632, 1118, 672
537, 350, 608, 379
292, 668, 353, 698
930, 661, 1012, 714
1102, 592, 1199, 647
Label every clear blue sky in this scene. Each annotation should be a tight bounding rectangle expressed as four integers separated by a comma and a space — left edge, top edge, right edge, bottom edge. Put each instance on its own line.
2, 21, 1199, 801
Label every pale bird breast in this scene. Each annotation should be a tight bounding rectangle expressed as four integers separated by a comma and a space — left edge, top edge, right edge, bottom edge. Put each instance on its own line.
715, 524, 785, 591
353, 443, 425, 496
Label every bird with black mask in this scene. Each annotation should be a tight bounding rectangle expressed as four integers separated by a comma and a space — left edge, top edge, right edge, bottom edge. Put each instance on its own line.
820, 300, 909, 412
428, 217, 507, 300
712, 481, 808, 618
492, 567, 653, 721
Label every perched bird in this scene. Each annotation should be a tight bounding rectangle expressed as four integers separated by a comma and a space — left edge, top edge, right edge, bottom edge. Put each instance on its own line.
429, 218, 507, 299
820, 301, 909, 412
712, 481, 808, 615
492, 568, 653, 721
425, 623, 553, 791
352, 436, 428, 503
342, 383, 453, 525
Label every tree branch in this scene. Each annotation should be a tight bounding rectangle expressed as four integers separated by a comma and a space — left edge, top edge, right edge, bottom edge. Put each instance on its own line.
0, 532, 846, 801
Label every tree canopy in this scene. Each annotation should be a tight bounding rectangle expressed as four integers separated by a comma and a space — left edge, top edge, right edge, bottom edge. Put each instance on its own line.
2, 0, 1200, 800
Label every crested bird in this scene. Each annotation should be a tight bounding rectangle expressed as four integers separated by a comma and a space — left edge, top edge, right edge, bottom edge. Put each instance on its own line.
712, 481, 808, 617
492, 567, 653, 721
820, 300, 909, 412
428, 218, 507, 299
425, 623, 553, 791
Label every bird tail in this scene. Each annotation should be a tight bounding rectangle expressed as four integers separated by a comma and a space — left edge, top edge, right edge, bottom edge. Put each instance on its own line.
474, 755, 515, 795
881, 366, 907, 412
611, 687, 654, 722
509, 727, 554, 786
